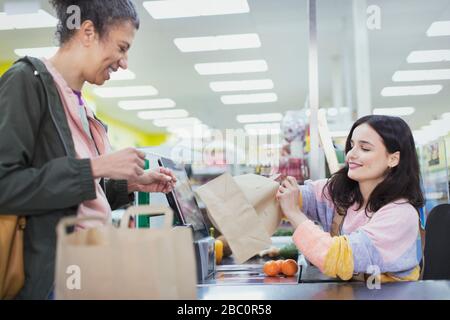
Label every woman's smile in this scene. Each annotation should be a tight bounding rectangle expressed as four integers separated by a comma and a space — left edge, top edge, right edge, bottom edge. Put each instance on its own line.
348, 162, 363, 170
104, 66, 118, 81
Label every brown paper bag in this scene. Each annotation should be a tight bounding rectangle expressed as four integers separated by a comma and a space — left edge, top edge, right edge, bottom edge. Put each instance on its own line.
54, 205, 197, 300
233, 174, 283, 235
195, 173, 272, 264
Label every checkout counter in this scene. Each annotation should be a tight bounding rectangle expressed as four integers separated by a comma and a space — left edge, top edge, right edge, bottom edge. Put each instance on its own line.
139, 153, 450, 300
198, 278, 450, 300
197, 253, 450, 300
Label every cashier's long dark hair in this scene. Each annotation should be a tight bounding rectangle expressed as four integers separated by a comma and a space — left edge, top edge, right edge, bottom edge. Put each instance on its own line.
324, 115, 424, 217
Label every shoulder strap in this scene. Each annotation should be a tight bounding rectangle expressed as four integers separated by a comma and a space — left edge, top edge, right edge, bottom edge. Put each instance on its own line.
12, 57, 49, 162
15, 56, 49, 75
15, 56, 74, 157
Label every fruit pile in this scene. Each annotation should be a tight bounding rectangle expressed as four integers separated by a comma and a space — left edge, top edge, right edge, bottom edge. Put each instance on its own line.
263, 259, 298, 277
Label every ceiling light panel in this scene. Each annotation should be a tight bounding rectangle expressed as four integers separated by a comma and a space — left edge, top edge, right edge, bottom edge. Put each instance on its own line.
14, 46, 58, 58
195, 60, 268, 75
373, 107, 415, 116
221, 93, 278, 104
210, 79, 274, 92
138, 109, 189, 120
426, 21, 450, 37
392, 69, 450, 82
236, 113, 283, 123
245, 123, 281, 135
93, 86, 158, 98
407, 50, 450, 63
118, 99, 176, 110
143, 0, 249, 19
153, 117, 201, 127
0, 10, 57, 30
380, 85, 442, 96
109, 69, 136, 81
174, 33, 260, 52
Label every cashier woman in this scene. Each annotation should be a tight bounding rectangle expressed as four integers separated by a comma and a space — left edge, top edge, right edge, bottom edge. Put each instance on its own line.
277, 115, 424, 282
0, 0, 176, 299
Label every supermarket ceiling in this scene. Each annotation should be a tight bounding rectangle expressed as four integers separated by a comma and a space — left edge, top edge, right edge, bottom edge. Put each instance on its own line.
0, 0, 449, 134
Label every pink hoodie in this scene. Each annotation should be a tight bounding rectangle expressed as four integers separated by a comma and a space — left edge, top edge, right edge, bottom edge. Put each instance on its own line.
42, 59, 112, 229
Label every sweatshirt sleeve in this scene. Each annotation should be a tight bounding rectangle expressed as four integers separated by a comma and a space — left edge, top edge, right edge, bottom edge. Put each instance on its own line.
298, 179, 335, 232
0, 63, 96, 215
105, 179, 132, 210
292, 202, 421, 281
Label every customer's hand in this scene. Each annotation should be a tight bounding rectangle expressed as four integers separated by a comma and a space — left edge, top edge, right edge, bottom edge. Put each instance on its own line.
276, 176, 307, 228
91, 148, 146, 181
128, 167, 177, 194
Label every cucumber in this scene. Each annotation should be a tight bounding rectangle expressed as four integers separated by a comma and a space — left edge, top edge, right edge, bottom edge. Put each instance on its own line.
273, 229, 294, 237
278, 243, 299, 260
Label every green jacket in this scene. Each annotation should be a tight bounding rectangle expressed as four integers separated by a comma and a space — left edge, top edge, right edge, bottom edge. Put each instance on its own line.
0, 57, 131, 300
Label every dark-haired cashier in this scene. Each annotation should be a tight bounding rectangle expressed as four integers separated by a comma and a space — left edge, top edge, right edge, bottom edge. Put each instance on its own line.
0, 0, 176, 299
277, 115, 424, 282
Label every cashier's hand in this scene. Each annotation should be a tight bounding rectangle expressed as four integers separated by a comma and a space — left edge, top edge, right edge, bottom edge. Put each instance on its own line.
127, 167, 177, 194
276, 176, 307, 229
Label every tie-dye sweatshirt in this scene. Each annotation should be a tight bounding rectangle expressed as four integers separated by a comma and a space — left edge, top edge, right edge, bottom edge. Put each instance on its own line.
293, 179, 422, 282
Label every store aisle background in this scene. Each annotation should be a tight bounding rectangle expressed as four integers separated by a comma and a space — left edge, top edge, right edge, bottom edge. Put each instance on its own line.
1, 0, 449, 214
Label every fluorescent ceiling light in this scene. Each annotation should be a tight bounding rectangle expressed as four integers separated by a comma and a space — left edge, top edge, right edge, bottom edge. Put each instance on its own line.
327, 108, 339, 117
143, 0, 249, 19
167, 127, 212, 139
407, 50, 450, 63
210, 79, 274, 92
109, 69, 136, 81
167, 124, 210, 134
416, 120, 449, 144
325, 107, 350, 117
373, 107, 415, 116
392, 69, 450, 81
153, 117, 201, 127
329, 131, 350, 138
221, 93, 278, 105
118, 99, 176, 110
244, 122, 281, 134
236, 113, 283, 123
244, 123, 280, 131
426, 21, 450, 37
381, 85, 442, 96
195, 60, 268, 75
14, 46, 58, 58
0, 9, 57, 30
93, 86, 158, 98
430, 119, 448, 128
167, 123, 208, 131
138, 109, 189, 120
174, 33, 260, 52
247, 130, 281, 136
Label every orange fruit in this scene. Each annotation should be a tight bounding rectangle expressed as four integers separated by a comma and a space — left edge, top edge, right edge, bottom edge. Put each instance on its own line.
275, 259, 284, 273
263, 260, 281, 277
281, 259, 298, 276
275, 259, 283, 271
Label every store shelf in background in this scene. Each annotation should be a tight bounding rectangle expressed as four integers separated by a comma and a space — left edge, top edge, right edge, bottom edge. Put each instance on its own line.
418, 136, 450, 218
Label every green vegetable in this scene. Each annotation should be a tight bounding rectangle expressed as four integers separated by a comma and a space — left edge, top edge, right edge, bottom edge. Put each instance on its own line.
273, 229, 294, 237
279, 243, 299, 260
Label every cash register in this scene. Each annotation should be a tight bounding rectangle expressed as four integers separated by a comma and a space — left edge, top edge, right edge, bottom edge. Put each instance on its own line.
157, 157, 215, 282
